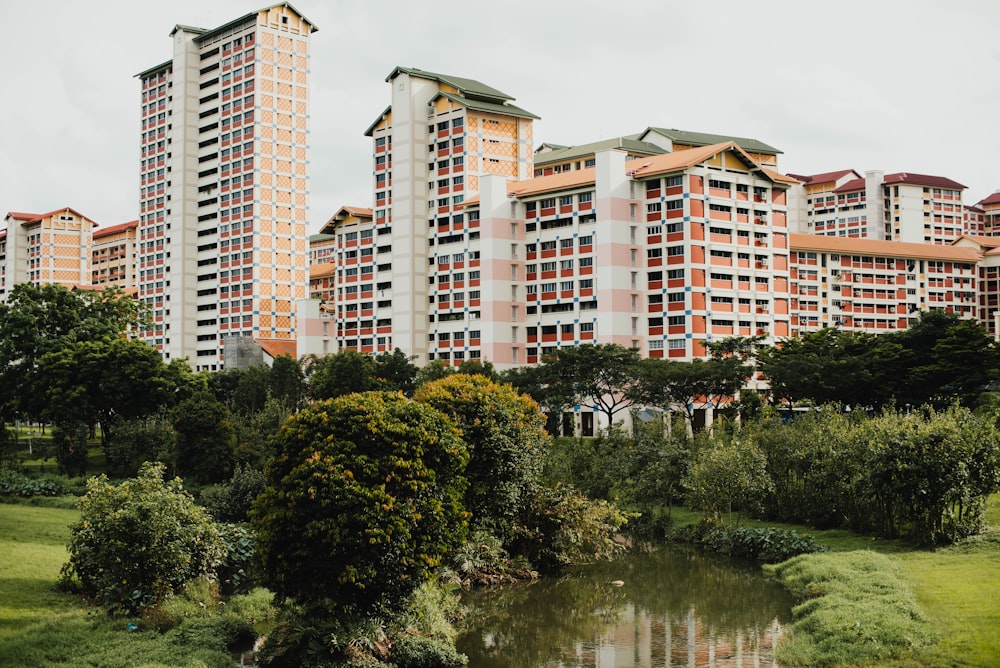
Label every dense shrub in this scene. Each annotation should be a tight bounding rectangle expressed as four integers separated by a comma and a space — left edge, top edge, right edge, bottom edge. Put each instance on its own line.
414, 374, 549, 546
62, 462, 225, 615
684, 436, 771, 526
252, 392, 469, 616
388, 635, 466, 668
0, 471, 65, 497
511, 484, 631, 572
216, 522, 256, 596
205, 463, 266, 523
671, 520, 824, 563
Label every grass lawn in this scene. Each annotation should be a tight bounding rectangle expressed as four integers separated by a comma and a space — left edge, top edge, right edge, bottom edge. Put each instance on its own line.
0, 503, 82, 639
670, 498, 1000, 666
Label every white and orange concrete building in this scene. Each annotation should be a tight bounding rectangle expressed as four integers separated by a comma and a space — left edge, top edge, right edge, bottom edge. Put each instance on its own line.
136, 3, 315, 370
91, 220, 138, 290
0, 207, 96, 300
790, 234, 980, 335
789, 169, 967, 245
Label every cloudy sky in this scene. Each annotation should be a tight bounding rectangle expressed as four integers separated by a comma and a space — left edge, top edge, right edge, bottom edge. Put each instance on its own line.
2, 0, 998, 233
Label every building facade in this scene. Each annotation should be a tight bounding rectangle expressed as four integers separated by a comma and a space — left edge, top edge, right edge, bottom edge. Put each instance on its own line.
91, 220, 138, 290
0, 208, 96, 300
136, 3, 315, 370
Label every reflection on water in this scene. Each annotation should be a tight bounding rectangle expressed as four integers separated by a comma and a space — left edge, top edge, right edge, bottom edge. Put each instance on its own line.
457, 546, 794, 667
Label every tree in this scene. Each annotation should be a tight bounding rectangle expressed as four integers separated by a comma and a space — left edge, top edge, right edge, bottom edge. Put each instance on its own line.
171, 391, 237, 484
62, 462, 224, 615
416, 359, 455, 387
0, 284, 147, 422
414, 374, 549, 544
305, 349, 379, 400
232, 364, 270, 415
540, 344, 641, 429
35, 336, 179, 451
252, 392, 469, 615
757, 328, 875, 408
684, 438, 772, 527
373, 348, 419, 396
269, 354, 305, 409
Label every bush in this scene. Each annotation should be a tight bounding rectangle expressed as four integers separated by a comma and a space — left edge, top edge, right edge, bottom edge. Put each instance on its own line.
512, 484, 631, 572
61, 462, 225, 615
0, 471, 65, 497
684, 437, 772, 526
701, 526, 825, 563
252, 392, 470, 616
216, 522, 255, 596
414, 374, 549, 546
206, 463, 266, 522
388, 634, 466, 668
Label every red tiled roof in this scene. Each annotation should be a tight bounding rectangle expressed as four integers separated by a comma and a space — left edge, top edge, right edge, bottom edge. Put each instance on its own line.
93, 220, 138, 239
833, 178, 865, 193
786, 169, 860, 186
790, 233, 982, 263
256, 339, 297, 360
883, 172, 966, 190
6, 207, 97, 226
977, 192, 1000, 206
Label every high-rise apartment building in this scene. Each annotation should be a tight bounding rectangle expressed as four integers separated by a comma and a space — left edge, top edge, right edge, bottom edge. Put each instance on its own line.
788, 170, 967, 245
321, 67, 537, 364
136, 3, 315, 370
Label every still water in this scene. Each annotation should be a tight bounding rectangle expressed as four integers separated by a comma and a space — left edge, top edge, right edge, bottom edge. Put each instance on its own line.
457, 546, 794, 668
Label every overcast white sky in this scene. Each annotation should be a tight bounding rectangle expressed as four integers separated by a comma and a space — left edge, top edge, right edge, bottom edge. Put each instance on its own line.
2, 0, 998, 233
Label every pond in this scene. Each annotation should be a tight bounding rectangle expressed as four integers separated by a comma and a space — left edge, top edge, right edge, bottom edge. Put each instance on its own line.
457, 546, 795, 667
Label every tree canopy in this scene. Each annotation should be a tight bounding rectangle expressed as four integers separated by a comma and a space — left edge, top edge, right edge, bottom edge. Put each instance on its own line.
251, 392, 469, 615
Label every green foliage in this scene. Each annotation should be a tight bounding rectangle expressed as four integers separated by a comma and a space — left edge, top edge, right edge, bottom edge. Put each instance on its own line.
748, 408, 863, 528
414, 374, 549, 545
35, 336, 183, 450
0, 470, 65, 497
674, 523, 825, 563
543, 421, 689, 535
748, 406, 1000, 544
62, 462, 225, 615
0, 284, 148, 423
103, 414, 174, 478
50, 419, 90, 476
269, 354, 306, 409
215, 522, 256, 596
252, 392, 470, 616
306, 349, 380, 400
205, 463, 266, 523
443, 530, 536, 586
171, 391, 237, 484
766, 551, 931, 666
684, 436, 772, 526
388, 635, 467, 668
374, 348, 420, 396
512, 484, 631, 572
538, 343, 641, 427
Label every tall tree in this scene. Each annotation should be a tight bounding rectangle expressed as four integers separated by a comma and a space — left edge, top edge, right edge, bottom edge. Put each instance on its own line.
269, 354, 305, 409
35, 336, 179, 451
540, 343, 641, 429
373, 348, 419, 396
305, 350, 379, 400
415, 374, 549, 545
0, 284, 146, 422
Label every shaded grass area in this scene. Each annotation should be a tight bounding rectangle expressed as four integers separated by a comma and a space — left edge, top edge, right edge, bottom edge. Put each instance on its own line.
0, 503, 267, 667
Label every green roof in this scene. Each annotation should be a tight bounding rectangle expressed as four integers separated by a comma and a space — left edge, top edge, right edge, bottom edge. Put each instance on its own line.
363, 105, 392, 137
387, 67, 513, 103
534, 136, 667, 166
193, 2, 317, 44
135, 59, 173, 79
642, 127, 782, 155
433, 92, 539, 120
